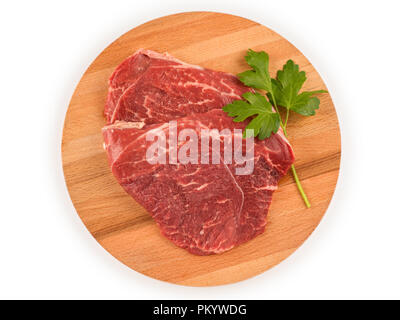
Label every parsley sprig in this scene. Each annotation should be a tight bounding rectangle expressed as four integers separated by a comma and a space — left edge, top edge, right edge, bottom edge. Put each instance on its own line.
223, 49, 327, 208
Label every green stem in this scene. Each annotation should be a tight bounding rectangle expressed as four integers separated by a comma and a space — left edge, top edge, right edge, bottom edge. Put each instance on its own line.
290, 164, 311, 208
271, 97, 311, 208
284, 108, 289, 129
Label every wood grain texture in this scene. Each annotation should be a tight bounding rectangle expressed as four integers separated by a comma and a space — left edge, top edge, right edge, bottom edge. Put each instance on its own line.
62, 12, 341, 286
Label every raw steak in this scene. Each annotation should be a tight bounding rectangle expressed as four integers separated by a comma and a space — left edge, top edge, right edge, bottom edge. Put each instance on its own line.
102, 109, 294, 255
103, 49, 295, 255
105, 49, 251, 124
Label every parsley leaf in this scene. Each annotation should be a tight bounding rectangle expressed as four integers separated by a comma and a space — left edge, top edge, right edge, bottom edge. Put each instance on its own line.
269, 60, 327, 116
237, 49, 274, 93
223, 92, 280, 139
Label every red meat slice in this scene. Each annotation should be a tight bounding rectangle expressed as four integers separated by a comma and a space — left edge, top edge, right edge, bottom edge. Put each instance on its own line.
105, 49, 251, 124
102, 110, 294, 255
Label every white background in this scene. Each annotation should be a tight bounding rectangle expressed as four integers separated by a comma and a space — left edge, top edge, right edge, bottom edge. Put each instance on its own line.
0, 0, 399, 300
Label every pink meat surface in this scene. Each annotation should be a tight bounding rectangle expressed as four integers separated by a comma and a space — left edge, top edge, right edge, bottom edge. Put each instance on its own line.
105, 49, 251, 124
102, 49, 294, 255
103, 110, 294, 255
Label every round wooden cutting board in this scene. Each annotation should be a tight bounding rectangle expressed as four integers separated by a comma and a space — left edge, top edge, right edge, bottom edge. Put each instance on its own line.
62, 12, 341, 286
